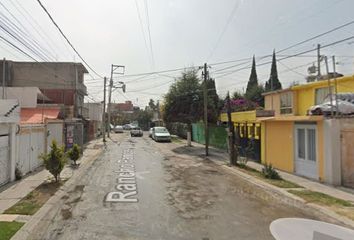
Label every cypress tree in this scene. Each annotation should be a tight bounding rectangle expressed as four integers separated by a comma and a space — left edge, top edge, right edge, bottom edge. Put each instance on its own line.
245, 55, 258, 95
265, 50, 282, 92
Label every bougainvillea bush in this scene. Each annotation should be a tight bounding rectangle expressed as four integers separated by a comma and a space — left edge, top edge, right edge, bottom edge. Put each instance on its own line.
222, 98, 260, 112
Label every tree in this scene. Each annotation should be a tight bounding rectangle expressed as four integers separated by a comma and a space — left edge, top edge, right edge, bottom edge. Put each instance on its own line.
163, 69, 203, 124
265, 50, 282, 92
148, 99, 157, 111
245, 84, 265, 107
245, 55, 258, 95
201, 78, 221, 123
68, 144, 81, 166
232, 91, 243, 100
135, 109, 153, 130
40, 140, 67, 182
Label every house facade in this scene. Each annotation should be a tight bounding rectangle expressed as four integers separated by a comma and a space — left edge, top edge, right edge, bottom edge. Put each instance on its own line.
261, 75, 354, 186
0, 60, 88, 118
220, 75, 354, 187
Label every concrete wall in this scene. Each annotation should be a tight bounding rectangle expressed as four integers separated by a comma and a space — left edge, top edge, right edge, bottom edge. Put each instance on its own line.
0, 87, 39, 108
323, 119, 341, 185
84, 102, 103, 121
10, 62, 85, 90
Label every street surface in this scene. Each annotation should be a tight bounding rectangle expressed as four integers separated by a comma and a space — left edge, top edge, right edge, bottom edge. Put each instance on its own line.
42, 133, 317, 240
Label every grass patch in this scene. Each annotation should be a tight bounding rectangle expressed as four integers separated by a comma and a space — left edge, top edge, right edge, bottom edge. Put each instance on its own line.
4, 181, 63, 215
0, 221, 24, 240
236, 164, 302, 188
288, 190, 353, 207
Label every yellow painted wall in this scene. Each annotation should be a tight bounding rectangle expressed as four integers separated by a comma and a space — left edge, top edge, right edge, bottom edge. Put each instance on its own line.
220, 110, 256, 122
264, 121, 294, 173
261, 122, 266, 164
262, 119, 325, 180
292, 75, 354, 116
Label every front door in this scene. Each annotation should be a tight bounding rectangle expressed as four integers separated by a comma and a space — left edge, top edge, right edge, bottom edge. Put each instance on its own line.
294, 124, 318, 180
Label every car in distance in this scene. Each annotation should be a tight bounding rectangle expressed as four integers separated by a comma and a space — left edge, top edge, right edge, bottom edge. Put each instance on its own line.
152, 127, 171, 142
130, 127, 143, 137
113, 125, 124, 133
123, 124, 133, 130
149, 127, 153, 138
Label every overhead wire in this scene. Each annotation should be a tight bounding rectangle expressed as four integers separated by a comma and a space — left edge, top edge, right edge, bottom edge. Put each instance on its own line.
134, 0, 151, 68
10, 0, 68, 60
143, 0, 155, 70
36, 0, 104, 78
206, 0, 241, 61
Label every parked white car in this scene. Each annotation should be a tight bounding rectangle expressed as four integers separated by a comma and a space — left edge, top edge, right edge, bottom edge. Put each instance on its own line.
113, 125, 123, 133
152, 127, 171, 142
130, 127, 143, 137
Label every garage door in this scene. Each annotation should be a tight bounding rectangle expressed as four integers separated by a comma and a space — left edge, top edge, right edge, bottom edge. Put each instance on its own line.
294, 124, 318, 180
0, 136, 10, 186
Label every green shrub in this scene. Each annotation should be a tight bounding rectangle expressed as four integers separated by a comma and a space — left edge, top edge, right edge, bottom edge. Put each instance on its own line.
67, 144, 81, 165
40, 140, 67, 182
261, 163, 281, 180
15, 164, 23, 180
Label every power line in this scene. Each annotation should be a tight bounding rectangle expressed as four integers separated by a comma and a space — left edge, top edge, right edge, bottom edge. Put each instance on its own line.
276, 19, 354, 54
134, 0, 151, 68
36, 0, 103, 78
278, 61, 307, 77
0, 4, 55, 61
144, 0, 155, 70
11, 0, 68, 60
214, 35, 354, 78
206, 0, 241, 61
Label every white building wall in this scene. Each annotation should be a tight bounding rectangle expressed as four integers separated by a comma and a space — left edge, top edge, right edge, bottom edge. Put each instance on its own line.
84, 102, 103, 121
0, 87, 39, 108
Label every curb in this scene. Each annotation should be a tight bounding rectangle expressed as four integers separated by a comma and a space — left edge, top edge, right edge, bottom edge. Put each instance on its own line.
219, 163, 354, 229
11, 145, 104, 240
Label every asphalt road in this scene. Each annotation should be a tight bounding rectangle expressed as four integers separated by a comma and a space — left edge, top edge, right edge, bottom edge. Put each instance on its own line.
42, 133, 317, 240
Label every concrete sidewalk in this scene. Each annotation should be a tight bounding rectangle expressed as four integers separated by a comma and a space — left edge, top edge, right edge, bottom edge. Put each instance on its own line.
0, 138, 105, 216
177, 139, 354, 203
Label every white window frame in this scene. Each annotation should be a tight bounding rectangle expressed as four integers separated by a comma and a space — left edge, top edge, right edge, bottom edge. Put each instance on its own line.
280, 92, 293, 114
315, 86, 334, 105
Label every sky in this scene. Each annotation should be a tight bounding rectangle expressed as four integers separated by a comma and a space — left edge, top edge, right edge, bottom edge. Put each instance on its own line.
0, 0, 354, 108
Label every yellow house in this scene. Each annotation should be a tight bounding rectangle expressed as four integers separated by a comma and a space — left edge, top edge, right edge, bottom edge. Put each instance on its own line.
220, 110, 273, 162
261, 75, 354, 184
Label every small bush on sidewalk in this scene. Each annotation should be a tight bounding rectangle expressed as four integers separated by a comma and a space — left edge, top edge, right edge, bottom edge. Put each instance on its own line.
261, 164, 281, 180
40, 140, 67, 182
67, 144, 81, 165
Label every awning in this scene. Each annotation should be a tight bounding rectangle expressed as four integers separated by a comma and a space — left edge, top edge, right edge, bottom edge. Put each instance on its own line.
21, 108, 60, 124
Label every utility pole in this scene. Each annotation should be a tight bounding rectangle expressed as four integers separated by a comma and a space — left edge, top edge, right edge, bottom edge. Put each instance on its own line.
102, 77, 107, 142
2, 58, 5, 99
226, 92, 237, 165
332, 55, 339, 116
317, 44, 321, 80
324, 56, 334, 117
107, 74, 113, 138
203, 63, 209, 156
107, 64, 125, 138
